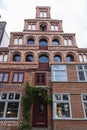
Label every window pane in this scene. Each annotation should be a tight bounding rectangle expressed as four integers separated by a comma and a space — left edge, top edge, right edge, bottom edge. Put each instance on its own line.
27, 38, 34, 45
32, 25, 35, 30
0, 102, 5, 117
79, 55, 83, 62
0, 73, 3, 81
68, 39, 72, 45
54, 55, 61, 62
52, 39, 59, 46
84, 103, 87, 117
78, 71, 85, 81
13, 73, 18, 82
13, 54, 20, 62
56, 103, 70, 117
51, 25, 54, 31
64, 39, 67, 45
83, 55, 87, 62
9, 93, 14, 99
26, 55, 34, 62
62, 94, 69, 100
0, 54, 3, 61
14, 38, 18, 45
55, 25, 58, 31
43, 12, 47, 17
40, 12, 43, 17
18, 73, 23, 82
19, 38, 22, 45
3, 73, 9, 82
6, 102, 19, 118
83, 95, 87, 101
15, 93, 20, 100
28, 25, 31, 30
2, 93, 7, 99
54, 94, 61, 100
4, 54, 8, 62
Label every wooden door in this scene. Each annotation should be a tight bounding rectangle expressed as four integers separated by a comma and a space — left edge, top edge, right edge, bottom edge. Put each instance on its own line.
32, 96, 47, 127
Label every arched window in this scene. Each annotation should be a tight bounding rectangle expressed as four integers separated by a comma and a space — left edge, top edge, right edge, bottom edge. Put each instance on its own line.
40, 24, 47, 31
39, 55, 49, 63
39, 39, 47, 46
66, 54, 74, 62
39, 39, 48, 50
52, 39, 59, 46
27, 38, 34, 45
54, 55, 61, 62
13, 54, 20, 62
25, 54, 34, 62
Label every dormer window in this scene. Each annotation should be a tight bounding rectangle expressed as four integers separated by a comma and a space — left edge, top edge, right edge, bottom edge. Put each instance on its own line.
40, 11, 47, 17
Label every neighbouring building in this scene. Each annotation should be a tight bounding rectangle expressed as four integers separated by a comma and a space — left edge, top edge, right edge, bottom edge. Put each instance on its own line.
0, 6, 87, 130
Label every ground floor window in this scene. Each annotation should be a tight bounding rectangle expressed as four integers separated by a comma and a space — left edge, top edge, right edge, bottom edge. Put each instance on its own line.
82, 94, 87, 118
53, 93, 71, 119
0, 92, 21, 119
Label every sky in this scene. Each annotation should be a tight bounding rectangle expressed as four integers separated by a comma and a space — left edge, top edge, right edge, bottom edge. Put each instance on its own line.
0, 0, 87, 48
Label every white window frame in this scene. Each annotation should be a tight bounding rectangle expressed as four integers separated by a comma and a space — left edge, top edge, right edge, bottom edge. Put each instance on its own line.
28, 24, 36, 30
51, 25, 58, 31
77, 65, 87, 82
81, 94, 87, 118
53, 93, 72, 119
64, 39, 72, 46
51, 65, 68, 82
0, 92, 21, 120
40, 11, 47, 17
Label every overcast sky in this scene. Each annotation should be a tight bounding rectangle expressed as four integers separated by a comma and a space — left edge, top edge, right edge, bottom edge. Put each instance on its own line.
0, 0, 87, 48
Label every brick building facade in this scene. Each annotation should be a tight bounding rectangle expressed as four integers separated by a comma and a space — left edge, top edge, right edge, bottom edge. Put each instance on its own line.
0, 6, 87, 130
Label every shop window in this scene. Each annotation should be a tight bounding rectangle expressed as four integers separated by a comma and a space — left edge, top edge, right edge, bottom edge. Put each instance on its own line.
0, 92, 21, 119
13, 72, 24, 83
35, 73, 46, 85
77, 65, 87, 81
53, 94, 71, 119
51, 65, 68, 81
0, 72, 9, 82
